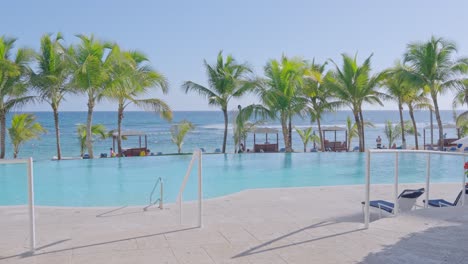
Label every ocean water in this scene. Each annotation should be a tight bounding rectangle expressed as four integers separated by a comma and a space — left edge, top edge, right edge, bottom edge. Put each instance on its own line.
1, 110, 461, 160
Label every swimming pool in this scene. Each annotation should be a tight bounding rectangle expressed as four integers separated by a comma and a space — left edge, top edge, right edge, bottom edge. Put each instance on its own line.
0, 153, 464, 206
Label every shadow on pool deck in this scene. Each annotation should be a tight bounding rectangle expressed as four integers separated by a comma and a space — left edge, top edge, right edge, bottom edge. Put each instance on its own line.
232, 221, 365, 258
0, 227, 197, 261
359, 224, 468, 263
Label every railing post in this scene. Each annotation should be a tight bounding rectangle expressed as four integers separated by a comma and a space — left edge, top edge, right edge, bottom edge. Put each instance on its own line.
394, 152, 399, 215
159, 179, 164, 209
462, 155, 466, 207
198, 150, 203, 228
27, 158, 36, 252
364, 150, 370, 229
425, 153, 431, 208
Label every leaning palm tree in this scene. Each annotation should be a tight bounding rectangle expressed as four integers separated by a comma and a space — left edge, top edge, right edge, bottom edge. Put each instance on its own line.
171, 120, 195, 154
76, 124, 107, 157
183, 51, 256, 153
404, 87, 432, 150
383, 64, 412, 149
257, 56, 307, 152
403, 36, 468, 150
32, 33, 73, 160
303, 60, 341, 151
8, 114, 46, 158
105, 48, 172, 155
72, 34, 114, 158
327, 54, 385, 152
0, 36, 35, 158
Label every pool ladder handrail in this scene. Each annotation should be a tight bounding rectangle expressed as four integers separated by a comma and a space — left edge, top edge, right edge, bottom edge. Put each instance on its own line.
144, 177, 163, 211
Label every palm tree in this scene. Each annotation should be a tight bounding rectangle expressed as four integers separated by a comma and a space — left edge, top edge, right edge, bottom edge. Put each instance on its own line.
303, 60, 340, 151
232, 104, 271, 153
183, 51, 256, 153
345, 116, 375, 151
0, 36, 35, 158
257, 56, 307, 152
76, 124, 107, 157
171, 120, 195, 154
383, 64, 412, 149
32, 33, 72, 160
8, 114, 46, 158
327, 54, 385, 152
404, 87, 432, 150
105, 49, 172, 155
384, 120, 401, 147
72, 34, 114, 158
403, 36, 468, 150
295, 127, 319, 152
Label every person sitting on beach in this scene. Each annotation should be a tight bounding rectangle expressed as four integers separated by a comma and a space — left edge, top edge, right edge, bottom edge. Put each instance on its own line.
110, 148, 116, 157
376, 136, 382, 149
391, 143, 397, 149
140, 150, 146, 156
239, 143, 246, 153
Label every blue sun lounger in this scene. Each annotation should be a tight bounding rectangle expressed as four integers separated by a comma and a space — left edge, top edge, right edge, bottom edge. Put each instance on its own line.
362, 188, 425, 218
426, 187, 468, 207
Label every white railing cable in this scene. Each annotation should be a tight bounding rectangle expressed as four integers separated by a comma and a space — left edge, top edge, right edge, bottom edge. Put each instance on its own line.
0, 158, 35, 252
365, 149, 468, 229
393, 152, 399, 215
177, 150, 203, 228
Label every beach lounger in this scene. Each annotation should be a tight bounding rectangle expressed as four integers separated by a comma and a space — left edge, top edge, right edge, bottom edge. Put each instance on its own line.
214, 148, 221, 153
425, 187, 468, 207
362, 188, 425, 218
448, 147, 457, 152
463, 147, 468, 152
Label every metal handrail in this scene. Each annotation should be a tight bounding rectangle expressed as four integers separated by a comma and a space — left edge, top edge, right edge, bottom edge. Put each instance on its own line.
177, 149, 203, 227
144, 177, 163, 211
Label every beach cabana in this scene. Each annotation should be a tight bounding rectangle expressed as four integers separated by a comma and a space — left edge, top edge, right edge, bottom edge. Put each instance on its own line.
251, 127, 279, 152
112, 130, 148, 156
423, 124, 460, 149
321, 126, 347, 152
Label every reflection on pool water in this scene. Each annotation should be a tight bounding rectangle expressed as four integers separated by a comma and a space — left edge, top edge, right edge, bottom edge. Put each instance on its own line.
0, 153, 464, 206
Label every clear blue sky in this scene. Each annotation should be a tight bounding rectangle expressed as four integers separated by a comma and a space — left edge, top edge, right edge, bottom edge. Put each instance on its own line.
3, 0, 468, 111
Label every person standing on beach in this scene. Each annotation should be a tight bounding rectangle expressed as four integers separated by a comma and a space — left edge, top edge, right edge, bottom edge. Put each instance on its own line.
376, 136, 382, 149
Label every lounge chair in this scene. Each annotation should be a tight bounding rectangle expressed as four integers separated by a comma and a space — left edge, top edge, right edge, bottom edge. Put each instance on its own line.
448, 147, 457, 152
425, 187, 468, 207
362, 188, 425, 218
463, 147, 468, 152
214, 148, 221, 153
352, 146, 359, 152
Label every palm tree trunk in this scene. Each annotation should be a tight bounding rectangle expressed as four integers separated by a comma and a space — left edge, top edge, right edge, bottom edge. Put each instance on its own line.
359, 110, 365, 151
117, 103, 124, 155
53, 106, 62, 160
281, 113, 291, 152
317, 118, 324, 152
354, 111, 363, 152
408, 104, 419, 149
288, 115, 292, 151
0, 111, 5, 159
86, 95, 95, 158
13, 148, 18, 159
398, 101, 406, 149
222, 108, 228, 153
431, 91, 444, 150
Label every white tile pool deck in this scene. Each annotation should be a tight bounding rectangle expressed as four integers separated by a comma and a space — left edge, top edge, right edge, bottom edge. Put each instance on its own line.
1, 183, 468, 263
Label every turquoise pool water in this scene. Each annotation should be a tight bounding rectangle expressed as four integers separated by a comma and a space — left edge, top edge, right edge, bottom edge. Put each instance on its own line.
0, 153, 464, 206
